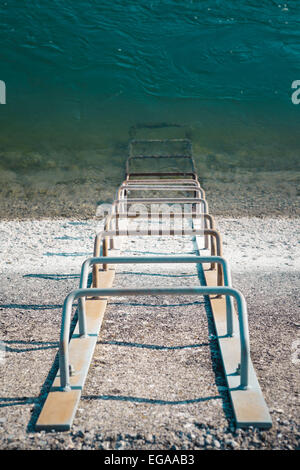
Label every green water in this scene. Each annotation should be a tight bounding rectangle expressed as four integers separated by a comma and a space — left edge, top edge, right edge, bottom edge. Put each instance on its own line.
0, 1, 300, 175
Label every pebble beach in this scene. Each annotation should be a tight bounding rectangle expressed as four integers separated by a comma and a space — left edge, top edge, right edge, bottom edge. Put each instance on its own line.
1, 0, 300, 453
0, 212, 299, 450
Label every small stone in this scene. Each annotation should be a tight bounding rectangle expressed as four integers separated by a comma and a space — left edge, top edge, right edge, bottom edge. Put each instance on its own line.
196, 437, 205, 447
213, 439, 221, 449
184, 422, 193, 429
115, 441, 125, 450
251, 437, 261, 445
226, 439, 239, 449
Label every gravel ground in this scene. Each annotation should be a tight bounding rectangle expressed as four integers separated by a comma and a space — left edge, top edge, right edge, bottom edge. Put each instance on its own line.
0, 217, 299, 450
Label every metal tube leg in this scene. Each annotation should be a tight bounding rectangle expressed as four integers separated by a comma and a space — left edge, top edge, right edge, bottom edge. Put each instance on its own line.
59, 341, 70, 391
235, 292, 250, 389
204, 216, 209, 250
78, 297, 88, 338
92, 264, 99, 288
226, 296, 234, 337
103, 236, 109, 271
59, 295, 73, 391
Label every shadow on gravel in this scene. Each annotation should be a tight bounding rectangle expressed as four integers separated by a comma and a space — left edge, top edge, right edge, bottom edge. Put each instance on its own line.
0, 304, 62, 310
116, 271, 198, 278
81, 394, 221, 405
0, 397, 39, 408
99, 340, 210, 350
25, 273, 93, 432
4, 340, 58, 353
125, 250, 198, 255
195, 260, 234, 426
43, 252, 92, 257
25, 338, 73, 433
24, 273, 80, 281
109, 301, 205, 308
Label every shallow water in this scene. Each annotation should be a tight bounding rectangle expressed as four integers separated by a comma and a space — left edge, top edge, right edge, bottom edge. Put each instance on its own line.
0, 1, 300, 173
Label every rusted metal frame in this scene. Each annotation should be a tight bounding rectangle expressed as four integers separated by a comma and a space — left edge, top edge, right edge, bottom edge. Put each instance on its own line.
117, 187, 206, 224
126, 171, 198, 179
115, 184, 205, 204
122, 179, 203, 202
104, 212, 215, 233
121, 183, 203, 190
92, 227, 222, 287
83, 255, 226, 290
124, 179, 201, 185
83, 254, 232, 339
117, 181, 205, 222
103, 210, 215, 253
127, 139, 194, 172
118, 184, 206, 200
124, 175, 201, 185
111, 198, 208, 246
128, 138, 192, 147
126, 154, 196, 176
97, 228, 217, 258
59, 283, 249, 392
129, 123, 191, 140
127, 154, 193, 162
122, 183, 201, 190
96, 195, 209, 276
99, 228, 221, 259
112, 197, 208, 212
129, 138, 192, 144
122, 174, 202, 187
128, 138, 193, 156
126, 139, 196, 179
107, 197, 208, 231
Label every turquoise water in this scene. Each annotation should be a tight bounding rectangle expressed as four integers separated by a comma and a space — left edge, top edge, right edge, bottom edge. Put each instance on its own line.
0, 1, 300, 171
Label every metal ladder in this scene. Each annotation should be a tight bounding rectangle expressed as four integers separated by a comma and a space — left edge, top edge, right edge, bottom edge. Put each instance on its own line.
36, 124, 272, 431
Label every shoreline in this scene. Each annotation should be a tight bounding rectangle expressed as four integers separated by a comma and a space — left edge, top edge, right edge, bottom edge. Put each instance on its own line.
0, 169, 299, 220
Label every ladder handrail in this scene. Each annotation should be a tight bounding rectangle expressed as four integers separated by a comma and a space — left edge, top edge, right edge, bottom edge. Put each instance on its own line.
59, 283, 248, 392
